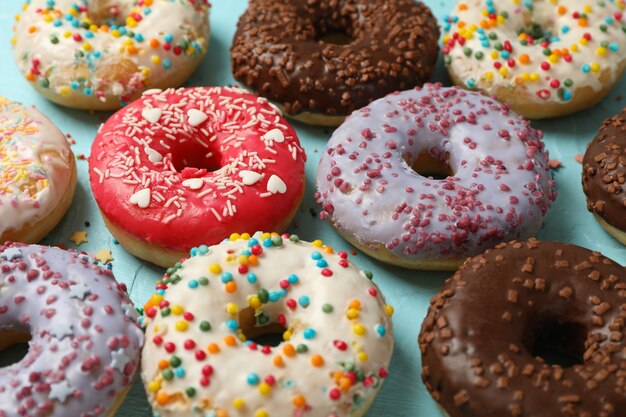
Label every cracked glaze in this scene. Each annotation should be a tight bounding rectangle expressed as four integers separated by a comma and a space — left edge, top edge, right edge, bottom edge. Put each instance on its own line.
316, 84, 557, 262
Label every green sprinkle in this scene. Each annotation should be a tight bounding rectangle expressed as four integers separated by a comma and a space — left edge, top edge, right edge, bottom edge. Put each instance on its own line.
186, 387, 196, 398
162, 369, 174, 380
463, 47, 472, 57
322, 303, 334, 313
258, 289, 269, 304
200, 321, 211, 331
289, 234, 300, 242
296, 344, 308, 353
161, 307, 171, 317
564, 78, 573, 87
170, 356, 182, 367
475, 51, 484, 60
271, 236, 283, 247
363, 270, 374, 280
199, 277, 209, 286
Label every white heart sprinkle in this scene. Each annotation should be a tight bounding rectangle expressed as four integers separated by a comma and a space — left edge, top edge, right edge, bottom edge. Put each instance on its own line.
263, 128, 285, 143
187, 109, 208, 127
239, 170, 262, 186
182, 178, 204, 190
267, 174, 287, 194
142, 107, 162, 124
144, 146, 163, 163
129, 188, 151, 208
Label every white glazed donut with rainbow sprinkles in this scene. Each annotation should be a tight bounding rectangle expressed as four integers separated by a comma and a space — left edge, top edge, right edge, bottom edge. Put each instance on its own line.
443, 0, 626, 119
0, 96, 76, 244
0, 242, 144, 417
12, 0, 210, 110
140, 232, 394, 417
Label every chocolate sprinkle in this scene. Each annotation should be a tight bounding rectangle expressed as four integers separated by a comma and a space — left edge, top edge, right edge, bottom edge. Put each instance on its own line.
419, 239, 626, 417
231, 0, 439, 117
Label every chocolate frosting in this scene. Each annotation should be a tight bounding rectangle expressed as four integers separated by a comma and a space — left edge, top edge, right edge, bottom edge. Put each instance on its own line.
419, 239, 626, 417
230, 0, 439, 117
582, 108, 626, 231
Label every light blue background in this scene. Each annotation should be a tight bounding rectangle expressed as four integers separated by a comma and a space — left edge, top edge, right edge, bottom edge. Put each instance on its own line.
1, 1, 625, 416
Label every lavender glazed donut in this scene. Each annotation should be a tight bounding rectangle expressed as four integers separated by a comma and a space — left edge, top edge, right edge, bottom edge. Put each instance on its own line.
316, 84, 557, 270
0, 242, 144, 417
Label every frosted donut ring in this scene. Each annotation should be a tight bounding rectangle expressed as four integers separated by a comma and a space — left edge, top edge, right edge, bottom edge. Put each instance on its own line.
316, 84, 557, 270
12, 0, 210, 110
0, 242, 144, 417
89, 87, 307, 268
140, 233, 394, 417
443, 0, 626, 119
0, 97, 76, 244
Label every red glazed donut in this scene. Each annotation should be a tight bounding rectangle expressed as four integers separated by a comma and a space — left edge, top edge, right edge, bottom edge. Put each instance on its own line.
89, 87, 307, 267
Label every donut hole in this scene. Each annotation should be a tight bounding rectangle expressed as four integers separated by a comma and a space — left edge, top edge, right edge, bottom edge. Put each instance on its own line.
405, 150, 454, 180
239, 307, 287, 348
524, 315, 586, 368
86, 1, 132, 27
314, 15, 355, 45
170, 145, 222, 173
0, 328, 31, 368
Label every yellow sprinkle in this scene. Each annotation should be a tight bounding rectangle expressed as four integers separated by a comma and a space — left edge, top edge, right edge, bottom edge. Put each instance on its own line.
584, 5, 592, 13
596, 47, 607, 57
233, 398, 245, 409
312, 240, 323, 247
58, 86, 71, 96
43, 15, 53, 23
148, 381, 161, 392
259, 383, 271, 396
241, 233, 251, 240
151, 55, 161, 64
283, 330, 293, 341
229, 233, 241, 241
570, 44, 579, 52
238, 255, 248, 265
591, 62, 601, 73
499, 67, 509, 77
357, 352, 369, 362
172, 305, 184, 316
63, 31, 71, 38
111, 29, 121, 38
248, 295, 261, 309
548, 54, 559, 64
385, 305, 395, 317
490, 50, 499, 59
83, 42, 92, 51
260, 232, 271, 241
353, 324, 366, 336
175, 321, 188, 332
579, 37, 588, 46
346, 308, 360, 319
209, 264, 222, 274
226, 303, 238, 315
255, 410, 269, 417
484, 71, 494, 81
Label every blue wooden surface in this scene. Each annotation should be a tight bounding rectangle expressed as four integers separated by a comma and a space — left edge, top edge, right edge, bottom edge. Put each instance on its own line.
1, 1, 625, 416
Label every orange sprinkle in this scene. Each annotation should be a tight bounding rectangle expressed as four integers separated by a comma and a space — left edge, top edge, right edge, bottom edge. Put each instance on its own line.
283, 344, 296, 357
225, 281, 237, 293
459, 3, 468, 11
100, 25, 109, 32
349, 299, 361, 310
323, 246, 334, 254
578, 18, 588, 27
149, 38, 160, 48
126, 45, 138, 55
293, 395, 307, 408
26, 72, 35, 81
208, 343, 221, 354
340, 377, 353, 391
458, 21, 466, 29
215, 409, 228, 417
156, 392, 170, 406
224, 335, 237, 346
519, 54, 530, 65
28, 26, 37, 33
311, 355, 324, 367
247, 255, 259, 266
158, 359, 170, 370
273, 355, 284, 367
557, 5, 567, 15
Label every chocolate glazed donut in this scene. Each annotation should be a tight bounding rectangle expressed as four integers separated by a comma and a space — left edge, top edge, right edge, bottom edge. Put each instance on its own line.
582, 108, 626, 245
419, 239, 626, 417
230, 0, 440, 126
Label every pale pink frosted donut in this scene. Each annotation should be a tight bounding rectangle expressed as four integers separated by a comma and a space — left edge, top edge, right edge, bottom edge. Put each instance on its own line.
316, 84, 557, 270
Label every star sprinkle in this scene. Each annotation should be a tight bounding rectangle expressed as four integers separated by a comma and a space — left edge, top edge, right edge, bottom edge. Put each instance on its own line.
1, 247, 22, 261
69, 231, 88, 245
51, 322, 74, 340
68, 282, 91, 300
111, 348, 131, 372
95, 250, 114, 264
49, 381, 73, 403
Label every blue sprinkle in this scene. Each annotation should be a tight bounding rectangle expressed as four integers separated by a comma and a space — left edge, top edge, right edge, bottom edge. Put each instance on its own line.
163, 59, 172, 70
189, 247, 198, 257
145, 7, 152, 15
85, 31, 94, 39
605, 17, 614, 25
376, 325, 386, 337
582, 64, 591, 73
156, 289, 165, 296
70, 81, 79, 90
247, 273, 257, 284
466, 78, 476, 89
226, 320, 238, 331
175, 368, 186, 378
164, 33, 174, 43
53, 20, 62, 27
247, 373, 260, 385
562, 90, 572, 101
220, 272, 233, 283
83, 88, 92, 96
298, 295, 310, 307
135, 34, 144, 42
188, 280, 199, 289
316, 259, 328, 268
71, 20, 79, 28
278, 289, 287, 297
562, 25, 570, 34
303, 328, 316, 339
248, 238, 259, 247
311, 252, 322, 260
269, 292, 280, 302
263, 238, 273, 247
610, 42, 619, 52
287, 274, 299, 284
198, 245, 209, 254
93, 51, 102, 58
241, 250, 252, 256
500, 51, 510, 59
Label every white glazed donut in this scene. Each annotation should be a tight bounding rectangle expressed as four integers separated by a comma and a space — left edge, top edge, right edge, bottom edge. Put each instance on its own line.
12, 0, 210, 110
0, 96, 76, 244
140, 232, 394, 417
443, 0, 626, 119
316, 84, 557, 270
0, 243, 144, 417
